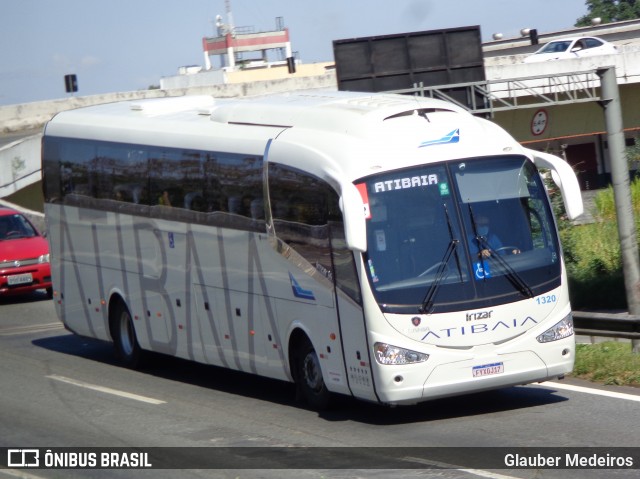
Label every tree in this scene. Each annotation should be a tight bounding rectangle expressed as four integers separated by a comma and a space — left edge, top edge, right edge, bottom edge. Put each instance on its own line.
575, 0, 640, 26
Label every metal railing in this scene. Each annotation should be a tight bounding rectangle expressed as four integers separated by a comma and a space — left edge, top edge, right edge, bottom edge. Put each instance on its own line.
573, 311, 640, 340
388, 69, 604, 116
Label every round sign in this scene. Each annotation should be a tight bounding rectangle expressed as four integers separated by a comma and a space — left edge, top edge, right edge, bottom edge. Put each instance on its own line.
531, 109, 548, 136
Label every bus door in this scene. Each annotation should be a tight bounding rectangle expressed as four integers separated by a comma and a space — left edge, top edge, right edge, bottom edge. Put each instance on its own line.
267, 160, 376, 399
329, 222, 377, 402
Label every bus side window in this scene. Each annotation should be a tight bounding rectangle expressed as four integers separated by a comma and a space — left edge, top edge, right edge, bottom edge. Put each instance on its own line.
269, 163, 331, 266
184, 191, 205, 211
250, 198, 265, 220
268, 162, 361, 302
42, 138, 63, 203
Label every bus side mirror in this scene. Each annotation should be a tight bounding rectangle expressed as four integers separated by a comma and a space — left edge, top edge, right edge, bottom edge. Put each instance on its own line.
526, 148, 584, 220
340, 183, 367, 253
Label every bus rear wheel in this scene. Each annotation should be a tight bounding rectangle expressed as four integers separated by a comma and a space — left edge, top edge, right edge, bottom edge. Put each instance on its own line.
112, 301, 142, 369
295, 338, 331, 410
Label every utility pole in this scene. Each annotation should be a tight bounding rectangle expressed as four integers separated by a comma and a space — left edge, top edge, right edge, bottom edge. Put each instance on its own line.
597, 67, 640, 353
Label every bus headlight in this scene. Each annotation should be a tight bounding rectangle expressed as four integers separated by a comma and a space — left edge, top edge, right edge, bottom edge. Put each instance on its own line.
536, 313, 574, 343
374, 342, 429, 365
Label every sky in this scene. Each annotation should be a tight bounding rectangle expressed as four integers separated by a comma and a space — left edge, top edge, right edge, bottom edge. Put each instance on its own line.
0, 0, 590, 106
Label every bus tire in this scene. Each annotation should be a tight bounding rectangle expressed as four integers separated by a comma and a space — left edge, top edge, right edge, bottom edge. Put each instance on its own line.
111, 300, 142, 369
295, 337, 331, 410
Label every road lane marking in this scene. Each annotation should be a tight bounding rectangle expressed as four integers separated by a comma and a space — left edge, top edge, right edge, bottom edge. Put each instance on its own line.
46, 374, 166, 405
0, 322, 64, 336
402, 456, 521, 479
540, 381, 640, 402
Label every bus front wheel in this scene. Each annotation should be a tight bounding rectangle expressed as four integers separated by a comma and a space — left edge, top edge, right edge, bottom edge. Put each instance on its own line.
111, 301, 142, 369
295, 338, 331, 410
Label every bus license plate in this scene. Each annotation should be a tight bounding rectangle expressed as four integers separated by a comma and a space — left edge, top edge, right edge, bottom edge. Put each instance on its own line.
472, 362, 504, 378
8, 273, 33, 285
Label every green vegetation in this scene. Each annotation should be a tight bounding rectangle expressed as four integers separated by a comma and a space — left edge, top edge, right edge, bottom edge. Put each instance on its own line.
575, 0, 640, 27
572, 342, 640, 386
560, 177, 640, 310
557, 174, 640, 384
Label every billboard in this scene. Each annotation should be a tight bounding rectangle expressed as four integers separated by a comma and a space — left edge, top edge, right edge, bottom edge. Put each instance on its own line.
333, 26, 486, 109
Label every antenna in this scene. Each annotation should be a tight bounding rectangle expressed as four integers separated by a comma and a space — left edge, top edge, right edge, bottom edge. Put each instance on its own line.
225, 0, 235, 35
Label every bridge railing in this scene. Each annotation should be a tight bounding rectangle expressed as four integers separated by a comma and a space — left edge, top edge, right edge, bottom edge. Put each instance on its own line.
390, 69, 605, 115
573, 311, 640, 340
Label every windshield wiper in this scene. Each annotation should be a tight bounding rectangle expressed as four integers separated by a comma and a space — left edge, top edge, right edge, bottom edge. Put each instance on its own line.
468, 204, 534, 299
419, 204, 462, 314
443, 203, 463, 284
481, 240, 534, 298
419, 238, 458, 314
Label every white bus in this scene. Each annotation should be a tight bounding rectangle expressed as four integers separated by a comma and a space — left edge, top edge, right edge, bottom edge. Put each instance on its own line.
42, 92, 583, 408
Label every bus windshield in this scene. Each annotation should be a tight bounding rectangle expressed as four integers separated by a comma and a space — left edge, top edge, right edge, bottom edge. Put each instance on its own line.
358, 155, 560, 314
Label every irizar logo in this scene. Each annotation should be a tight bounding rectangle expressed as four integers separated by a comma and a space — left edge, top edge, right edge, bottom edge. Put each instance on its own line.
289, 272, 316, 301
466, 309, 493, 322
419, 128, 460, 148
421, 316, 538, 341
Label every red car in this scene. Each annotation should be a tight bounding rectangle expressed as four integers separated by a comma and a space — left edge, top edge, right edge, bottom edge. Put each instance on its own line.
0, 207, 52, 298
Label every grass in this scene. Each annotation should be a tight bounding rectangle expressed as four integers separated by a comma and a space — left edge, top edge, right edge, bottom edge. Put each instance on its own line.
562, 220, 627, 309
555, 178, 640, 386
559, 177, 640, 310
571, 342, 640, 387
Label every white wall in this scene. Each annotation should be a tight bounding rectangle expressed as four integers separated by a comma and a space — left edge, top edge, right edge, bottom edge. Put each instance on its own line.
0, 135, 42, 198
0, 71, 337, 199
0, 71, 338, 133
484, 45, 640, 94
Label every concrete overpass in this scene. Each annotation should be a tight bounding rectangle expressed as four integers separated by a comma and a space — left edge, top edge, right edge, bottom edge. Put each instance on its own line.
480, 18, 640, 190
3, 19, 640, 212
419, 47, 640, 191
0, 71, 337, 211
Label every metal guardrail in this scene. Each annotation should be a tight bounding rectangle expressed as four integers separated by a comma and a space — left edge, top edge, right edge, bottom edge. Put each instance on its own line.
573, 311, 640, 340
388, 69, 606, 116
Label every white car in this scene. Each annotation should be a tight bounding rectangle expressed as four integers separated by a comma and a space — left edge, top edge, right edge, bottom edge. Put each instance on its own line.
524, 36, 618, 63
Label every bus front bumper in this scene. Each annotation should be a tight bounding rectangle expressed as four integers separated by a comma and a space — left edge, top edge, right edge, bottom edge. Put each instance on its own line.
374, 344, 574, 406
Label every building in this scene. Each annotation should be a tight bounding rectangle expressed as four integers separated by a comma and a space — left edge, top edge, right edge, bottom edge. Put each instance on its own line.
162, 15, 334, 92
481, 19, 640, 190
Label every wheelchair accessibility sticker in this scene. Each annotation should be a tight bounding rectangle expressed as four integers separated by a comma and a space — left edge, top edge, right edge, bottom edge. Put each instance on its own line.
475, 261, 491, 279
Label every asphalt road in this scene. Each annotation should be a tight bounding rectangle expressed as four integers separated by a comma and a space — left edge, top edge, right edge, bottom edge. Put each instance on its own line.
1, 293, 640, 479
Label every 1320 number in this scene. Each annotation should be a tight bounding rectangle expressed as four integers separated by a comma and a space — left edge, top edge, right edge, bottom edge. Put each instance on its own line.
536, 294, 557, 305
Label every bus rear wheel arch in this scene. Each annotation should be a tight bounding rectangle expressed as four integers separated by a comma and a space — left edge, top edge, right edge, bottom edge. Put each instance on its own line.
109, 297, 142, 369
289, 331, 332, 410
